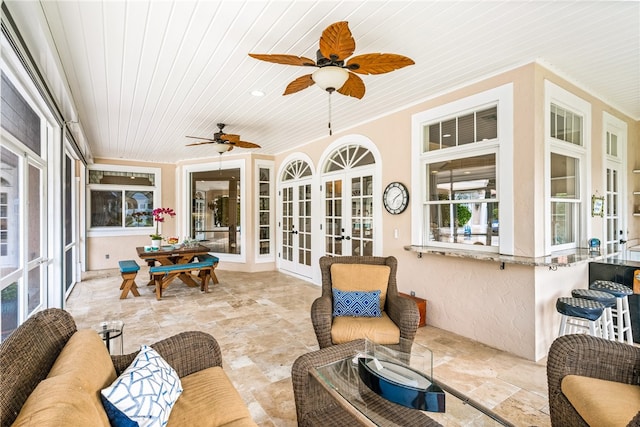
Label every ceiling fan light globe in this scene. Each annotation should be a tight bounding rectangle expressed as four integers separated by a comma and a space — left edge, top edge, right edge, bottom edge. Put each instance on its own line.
312, 66, 349, 92
213, 143, 230, 153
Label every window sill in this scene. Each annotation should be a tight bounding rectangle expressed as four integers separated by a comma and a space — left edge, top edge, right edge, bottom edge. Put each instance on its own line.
404, 245, 604, 268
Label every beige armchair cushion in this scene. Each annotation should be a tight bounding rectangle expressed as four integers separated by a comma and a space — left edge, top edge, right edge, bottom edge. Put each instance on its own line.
169, 366, 257, 426
330, 264, 390, 308
561, 375, 640, 427
331, 312, 400, 345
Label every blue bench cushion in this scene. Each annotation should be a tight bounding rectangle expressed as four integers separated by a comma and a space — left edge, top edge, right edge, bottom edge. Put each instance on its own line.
150, 260, 214, 274
119, 260, 140, 273
197, 254, 219, 263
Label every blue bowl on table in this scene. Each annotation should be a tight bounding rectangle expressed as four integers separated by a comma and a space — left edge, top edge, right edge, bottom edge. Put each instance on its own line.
357, 357, 445, 412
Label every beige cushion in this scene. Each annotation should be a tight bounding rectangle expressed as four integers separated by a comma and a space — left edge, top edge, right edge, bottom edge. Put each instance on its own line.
11, 376, 111, 427
169, 366, 257, 427
331, 312, 400, 345
47, 329, 117, 390
331, 264, 390, 309
561, 375, 640, 427
12, 330, 115, 427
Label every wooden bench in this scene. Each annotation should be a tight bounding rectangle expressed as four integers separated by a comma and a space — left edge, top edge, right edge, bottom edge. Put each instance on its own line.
118, 260, 140, 299
196, 254, 219, 286
150, 260, 215, 300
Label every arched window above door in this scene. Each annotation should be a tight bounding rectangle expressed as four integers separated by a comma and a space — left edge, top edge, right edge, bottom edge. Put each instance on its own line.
324, 144, 375, 173
282, 159, 312, 181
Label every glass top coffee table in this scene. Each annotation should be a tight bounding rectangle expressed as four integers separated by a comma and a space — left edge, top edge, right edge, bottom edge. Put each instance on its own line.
313, 339, 514, 427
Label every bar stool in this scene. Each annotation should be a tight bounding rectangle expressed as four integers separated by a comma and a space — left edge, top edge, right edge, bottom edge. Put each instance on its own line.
571, 289, 617, 340
556, 297, 606, 338
590, 280, 634, 344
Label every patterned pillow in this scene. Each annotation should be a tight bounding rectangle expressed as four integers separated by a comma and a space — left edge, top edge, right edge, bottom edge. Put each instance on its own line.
332, 288, 382, 317
100, 345, 183, 427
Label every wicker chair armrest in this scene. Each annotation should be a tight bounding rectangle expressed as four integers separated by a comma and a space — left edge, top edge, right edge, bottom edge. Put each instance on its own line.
0, 309, 77, 427
547, 334, 640, 427
386, 293, 420, 343
292, 340, 365, 425
311, 296, 334, 349
111, 331, 222, 378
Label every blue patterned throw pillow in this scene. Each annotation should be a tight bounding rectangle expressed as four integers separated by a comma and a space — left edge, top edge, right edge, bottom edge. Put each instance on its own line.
332, 288, 382, 317
101, 345, 183, 427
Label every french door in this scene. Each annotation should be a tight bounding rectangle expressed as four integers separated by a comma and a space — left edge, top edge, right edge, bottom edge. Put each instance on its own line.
280, 180, 313, 278
323, 172, 374, 257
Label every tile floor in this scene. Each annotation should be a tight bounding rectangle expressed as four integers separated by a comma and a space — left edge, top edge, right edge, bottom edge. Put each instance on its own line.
66, 268, 551, 426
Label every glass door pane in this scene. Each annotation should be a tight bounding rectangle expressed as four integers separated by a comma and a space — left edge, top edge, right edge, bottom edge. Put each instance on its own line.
298, 184, 312, 267
282, 186, 294, 262
190, 168, 242, 254
351, 175, 373, 256
605, 166, 621, 254
324, 179, 345, 256
0, 147, 20, 278
26, 161, 45, 316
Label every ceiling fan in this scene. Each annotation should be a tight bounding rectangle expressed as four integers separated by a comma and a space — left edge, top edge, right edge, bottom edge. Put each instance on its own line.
248, 21, 414, 100
186, 123, 260, 153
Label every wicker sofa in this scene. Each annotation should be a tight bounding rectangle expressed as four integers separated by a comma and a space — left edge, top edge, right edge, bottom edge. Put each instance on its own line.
0, 308, 256, 427
547, 334, 640, 427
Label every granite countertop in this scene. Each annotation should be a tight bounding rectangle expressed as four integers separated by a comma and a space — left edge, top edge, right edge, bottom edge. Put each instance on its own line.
404, 246, 604, 268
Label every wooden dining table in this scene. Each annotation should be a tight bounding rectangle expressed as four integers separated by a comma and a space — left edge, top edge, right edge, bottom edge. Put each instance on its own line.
136, 244, 212, 288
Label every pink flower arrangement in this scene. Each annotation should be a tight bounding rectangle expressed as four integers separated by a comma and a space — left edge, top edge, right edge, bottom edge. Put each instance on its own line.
150, 207, 176, 240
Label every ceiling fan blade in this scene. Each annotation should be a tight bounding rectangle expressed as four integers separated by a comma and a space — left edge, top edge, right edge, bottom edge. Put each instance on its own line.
319, 21, 355, 62
186, 141, 214, 146
337, 73, 365, 99
248, 53, 316, 66
346, 53, 415, 75
231, 140, 261, 149
283, 74, 315, 95
186, 135, 215, 141
220, 133, 240, 142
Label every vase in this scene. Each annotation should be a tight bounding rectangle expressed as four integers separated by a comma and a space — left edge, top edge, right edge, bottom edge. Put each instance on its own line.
151, 239, 162, 249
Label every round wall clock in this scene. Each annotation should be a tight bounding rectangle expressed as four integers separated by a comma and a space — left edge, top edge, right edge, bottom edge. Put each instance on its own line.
383, 182, 409, 214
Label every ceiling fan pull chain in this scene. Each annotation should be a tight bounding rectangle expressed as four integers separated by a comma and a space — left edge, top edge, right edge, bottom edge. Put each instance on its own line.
328, 91, 333, 136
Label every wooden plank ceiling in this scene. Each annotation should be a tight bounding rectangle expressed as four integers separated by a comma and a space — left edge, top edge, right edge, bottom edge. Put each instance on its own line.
32, 1, 640, 162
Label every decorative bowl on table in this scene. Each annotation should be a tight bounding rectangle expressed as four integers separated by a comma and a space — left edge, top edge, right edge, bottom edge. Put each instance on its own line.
357, 357, 445, 412
183, 238, 198, 248
166, 237, 180, 245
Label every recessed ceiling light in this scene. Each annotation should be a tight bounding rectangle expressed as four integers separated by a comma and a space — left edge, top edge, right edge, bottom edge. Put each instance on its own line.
251, 90, 265, 97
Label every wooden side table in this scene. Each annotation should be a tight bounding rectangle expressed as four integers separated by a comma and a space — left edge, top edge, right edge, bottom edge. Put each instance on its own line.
399, 292, 427, 327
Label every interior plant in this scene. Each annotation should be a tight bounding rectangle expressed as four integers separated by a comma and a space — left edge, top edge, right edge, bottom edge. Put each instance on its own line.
150, 207, 176, 242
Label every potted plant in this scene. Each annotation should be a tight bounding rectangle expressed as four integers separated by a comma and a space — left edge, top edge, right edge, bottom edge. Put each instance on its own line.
150, 207, 175, 247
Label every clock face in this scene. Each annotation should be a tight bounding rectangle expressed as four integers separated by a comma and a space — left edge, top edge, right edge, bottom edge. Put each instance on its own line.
383, 182, 409, 214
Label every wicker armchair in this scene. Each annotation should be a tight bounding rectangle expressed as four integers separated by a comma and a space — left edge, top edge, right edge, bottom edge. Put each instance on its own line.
0, 308, 223, 427
311, 255, 419, 354
547, 334, 640, 427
